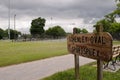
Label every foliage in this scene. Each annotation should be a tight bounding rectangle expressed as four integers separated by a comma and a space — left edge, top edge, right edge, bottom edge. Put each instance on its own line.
110, 23, 120, 40
0, 28, 21, 40
73, 27, 81, 33
4, 29, 21, 39
73, 27, 88, 33
115, 0, 120, 2
81, 28, 88, 33
105, 13, 116, 23
46, 26, 66, 38
110, 23, 120, 33
94, 1, 120, 40
114, 2, 120, 17
30, 17, 46, 38
94, 19, 111, 32
0, 28, 4, 39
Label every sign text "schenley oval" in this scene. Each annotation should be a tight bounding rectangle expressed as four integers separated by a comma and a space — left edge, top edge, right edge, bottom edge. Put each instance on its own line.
67, 32, 113, 61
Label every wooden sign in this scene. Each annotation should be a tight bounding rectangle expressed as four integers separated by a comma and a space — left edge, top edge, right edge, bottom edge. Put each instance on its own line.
67, 32, 113, 61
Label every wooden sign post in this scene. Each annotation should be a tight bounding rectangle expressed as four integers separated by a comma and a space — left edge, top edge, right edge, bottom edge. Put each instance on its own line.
67, 25, 113, 80
96, 25, 103, 80
73, 28, 80, 80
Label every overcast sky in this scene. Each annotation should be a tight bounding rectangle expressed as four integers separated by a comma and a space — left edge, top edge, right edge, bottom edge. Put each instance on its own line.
0, 0, 116, 33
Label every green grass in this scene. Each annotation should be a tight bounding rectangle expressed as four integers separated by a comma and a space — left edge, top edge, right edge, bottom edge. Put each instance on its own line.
113, 40, 120, 45
42, 62, 120, 80
0, 40, 67, 67
0, 40, 119, 67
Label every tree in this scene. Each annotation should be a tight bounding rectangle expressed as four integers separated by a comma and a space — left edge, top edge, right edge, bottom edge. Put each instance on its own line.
110, 23, 120, 40
46, 26, 66, 38
4, 29, 21, 39
104, 1, 120, 21
0, 28, 4, 39
73, 27, 81, 33
94, 1, 120, 40
45, 28, 52, 37
81, 28, 88, 33
115, 0, 120, 2
30, 17, 46, 38
94, 19, 111, 32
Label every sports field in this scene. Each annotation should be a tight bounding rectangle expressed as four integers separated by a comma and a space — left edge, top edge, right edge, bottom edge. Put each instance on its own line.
0, 40, 67, 67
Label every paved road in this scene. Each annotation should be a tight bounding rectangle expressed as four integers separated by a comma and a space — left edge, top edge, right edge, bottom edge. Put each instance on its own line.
0, 54, 95, 80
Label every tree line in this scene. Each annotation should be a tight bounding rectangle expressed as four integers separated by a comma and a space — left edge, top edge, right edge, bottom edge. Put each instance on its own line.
0, 28, 21, 40
0, 17, 88, 40
30, 17, 66, 39
29, 17, 88, 39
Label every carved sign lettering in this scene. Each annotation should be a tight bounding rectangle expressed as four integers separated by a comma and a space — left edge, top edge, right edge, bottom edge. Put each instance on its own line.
67, 32, 113, 61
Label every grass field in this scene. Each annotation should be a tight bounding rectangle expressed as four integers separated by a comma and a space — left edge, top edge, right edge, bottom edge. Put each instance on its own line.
42, 62, 120, 80
0, 40, 120, 67
113, 40, 120, 45
0, 40, 67, 67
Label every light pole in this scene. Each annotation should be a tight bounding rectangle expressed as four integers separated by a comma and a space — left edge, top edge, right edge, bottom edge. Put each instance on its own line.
8, 0, 11, 40
14, 14, 16, 40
